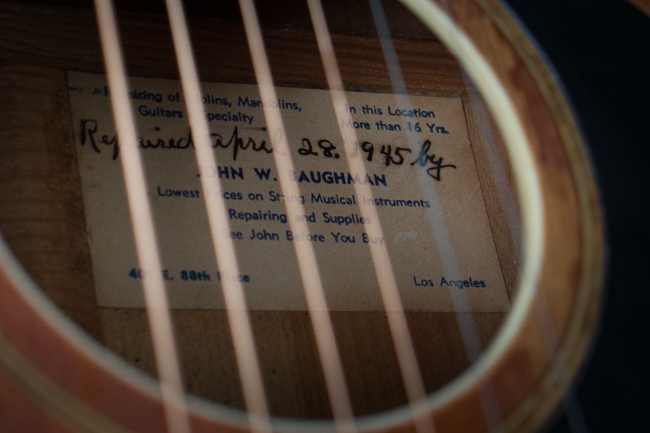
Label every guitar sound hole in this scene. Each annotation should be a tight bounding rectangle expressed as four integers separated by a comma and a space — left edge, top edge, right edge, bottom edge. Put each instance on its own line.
0, 0, 527, 422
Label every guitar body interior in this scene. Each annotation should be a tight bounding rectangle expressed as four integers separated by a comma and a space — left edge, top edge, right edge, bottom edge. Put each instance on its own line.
0, 1, 603, 432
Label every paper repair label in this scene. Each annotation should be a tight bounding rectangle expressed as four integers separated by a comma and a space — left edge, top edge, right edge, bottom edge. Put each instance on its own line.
68, 71, 510, 312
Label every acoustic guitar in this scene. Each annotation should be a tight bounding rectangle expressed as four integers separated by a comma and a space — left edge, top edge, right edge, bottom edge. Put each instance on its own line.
0, 0, 604, 432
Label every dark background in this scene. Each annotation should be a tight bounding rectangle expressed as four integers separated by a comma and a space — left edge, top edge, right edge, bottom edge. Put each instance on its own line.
502, 0, 650, 432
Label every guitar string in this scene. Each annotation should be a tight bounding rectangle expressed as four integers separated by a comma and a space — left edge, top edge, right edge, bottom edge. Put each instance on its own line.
369, 0, 485, 365
237, 1, 357, 432
305, 1, 436, 432
533, 294, 589, 433
457, 72, 526, 432
369, 1, 506, 431
444, 6, 589, 433
93, 1, 192, 432
163, 0, 273, 432
459, 46, 588, 433
460, 67, 590, 433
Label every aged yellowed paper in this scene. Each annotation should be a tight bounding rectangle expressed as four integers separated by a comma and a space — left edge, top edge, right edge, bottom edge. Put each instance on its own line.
68, 71, 509, 312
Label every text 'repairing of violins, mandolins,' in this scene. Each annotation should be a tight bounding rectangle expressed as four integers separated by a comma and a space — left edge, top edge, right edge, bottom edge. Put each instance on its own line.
0, 0, 604, 432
